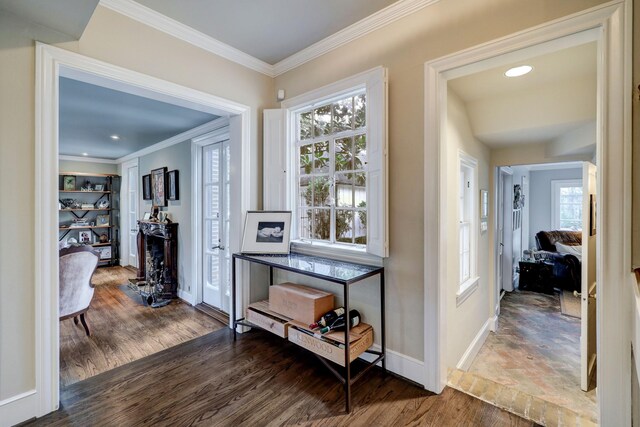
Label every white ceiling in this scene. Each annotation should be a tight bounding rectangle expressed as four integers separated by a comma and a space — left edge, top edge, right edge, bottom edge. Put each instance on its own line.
59, 77, 219, 159
448, 42, 597, 150
0, 0, 99, 38
132, 0, 399, 64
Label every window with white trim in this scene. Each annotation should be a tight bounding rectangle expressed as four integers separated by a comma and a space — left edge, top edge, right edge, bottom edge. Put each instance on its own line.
273, 67, 388, 259
551, 179, 583, 230
459, 152, 477, 289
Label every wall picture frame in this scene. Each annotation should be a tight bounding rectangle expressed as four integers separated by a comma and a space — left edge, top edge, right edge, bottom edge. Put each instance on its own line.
151, 167, 167, 207
167, 170, 179, 201
96, 214, 110, 226
63, 175, 75, 191
241, 211, 292, 254
142, 174, 152, 200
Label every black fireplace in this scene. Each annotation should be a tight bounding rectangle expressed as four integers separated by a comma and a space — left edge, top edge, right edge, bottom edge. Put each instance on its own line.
136, 221, 178, 299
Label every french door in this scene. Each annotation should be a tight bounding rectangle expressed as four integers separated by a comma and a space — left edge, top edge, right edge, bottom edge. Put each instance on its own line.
202, 140, 231, 313
125, 162, 138, 267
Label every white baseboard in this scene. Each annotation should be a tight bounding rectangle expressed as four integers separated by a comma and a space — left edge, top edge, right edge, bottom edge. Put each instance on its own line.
178, 289, 194, 305
489, 314, 498, 332
456, 318, 491, 371
359, 345, 425, 386
0, 390, 37, 427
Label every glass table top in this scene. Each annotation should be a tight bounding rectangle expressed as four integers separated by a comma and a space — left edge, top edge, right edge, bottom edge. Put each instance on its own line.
233, 252, 383, 284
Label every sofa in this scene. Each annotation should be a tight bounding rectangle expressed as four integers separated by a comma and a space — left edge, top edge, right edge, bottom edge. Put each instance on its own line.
534, 230, 582, 293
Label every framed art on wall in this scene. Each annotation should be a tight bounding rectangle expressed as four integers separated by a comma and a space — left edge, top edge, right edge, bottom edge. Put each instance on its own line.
142, 174, 151, 200
150, 167, 167, 207
167, 170, 179, 201
241, 211, 292, 254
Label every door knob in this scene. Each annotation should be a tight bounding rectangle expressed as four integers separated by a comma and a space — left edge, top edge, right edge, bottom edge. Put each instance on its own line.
212, 245, 225, 250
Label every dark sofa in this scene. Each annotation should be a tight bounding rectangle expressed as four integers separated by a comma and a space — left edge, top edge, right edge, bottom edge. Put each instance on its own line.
534, 230, 582, 293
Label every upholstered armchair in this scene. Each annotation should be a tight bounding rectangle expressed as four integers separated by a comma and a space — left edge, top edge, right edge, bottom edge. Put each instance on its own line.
534, 230, 582, 293
59, 246, 99, 336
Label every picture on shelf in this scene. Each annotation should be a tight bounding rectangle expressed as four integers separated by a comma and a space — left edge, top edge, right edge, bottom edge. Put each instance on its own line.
241, 211, 291, 254
63, 175, 75, 191
96, 214, 110, 226
79, 231, 91, 244
143, 212, 151, 220
94, 184, 104, 191
151, 167, 167, 207
96, 246, 112, 260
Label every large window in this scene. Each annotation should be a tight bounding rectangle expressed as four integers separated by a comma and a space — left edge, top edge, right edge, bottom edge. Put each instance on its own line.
295, 92, 367, 246
274, 67, 388, 259
551, 179, 583, 230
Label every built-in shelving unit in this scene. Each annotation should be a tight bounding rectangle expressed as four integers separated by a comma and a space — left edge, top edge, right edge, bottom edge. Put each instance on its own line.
59, 172, 120, 266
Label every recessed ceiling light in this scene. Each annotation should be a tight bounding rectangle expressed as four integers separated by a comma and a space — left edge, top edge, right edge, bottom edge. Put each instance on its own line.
505, 65, 533, 77
110, 134, 120, 141
82, 152, 89, 156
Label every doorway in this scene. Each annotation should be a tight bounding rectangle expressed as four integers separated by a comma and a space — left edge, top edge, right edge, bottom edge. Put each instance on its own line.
122, 159, 139, 268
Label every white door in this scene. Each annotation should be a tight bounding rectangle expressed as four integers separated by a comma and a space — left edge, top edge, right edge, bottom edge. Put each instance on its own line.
202, 141, 231, 313
581, 161, 597, 391
126, 164, 138, 267
501, 170, 514, 292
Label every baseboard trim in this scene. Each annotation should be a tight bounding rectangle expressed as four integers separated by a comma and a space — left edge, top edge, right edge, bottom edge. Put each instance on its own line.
456, 318, 491, 371
359, 345, 424, 386
489, 314, 498, 332
0, 390, 37, 427
177, 289, 193, 305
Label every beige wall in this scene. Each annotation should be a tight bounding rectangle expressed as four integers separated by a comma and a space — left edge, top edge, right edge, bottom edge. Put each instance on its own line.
274, 0, 608, 361
444, 89, 491, 367
0, 5, 273, 402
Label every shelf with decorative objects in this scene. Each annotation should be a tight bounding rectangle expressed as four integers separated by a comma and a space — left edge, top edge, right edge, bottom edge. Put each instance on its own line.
59, 172, 120, 266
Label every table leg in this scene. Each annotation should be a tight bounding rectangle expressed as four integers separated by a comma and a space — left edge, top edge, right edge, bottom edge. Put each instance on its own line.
232, 256, 237, 341
381, 270, 386, 373
344, 282, 351, 413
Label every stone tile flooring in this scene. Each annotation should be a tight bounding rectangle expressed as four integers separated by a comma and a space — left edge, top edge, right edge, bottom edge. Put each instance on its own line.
461, 290, 597, 424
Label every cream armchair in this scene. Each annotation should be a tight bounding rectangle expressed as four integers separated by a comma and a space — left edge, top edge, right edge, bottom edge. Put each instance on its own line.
59, 246, 99, 336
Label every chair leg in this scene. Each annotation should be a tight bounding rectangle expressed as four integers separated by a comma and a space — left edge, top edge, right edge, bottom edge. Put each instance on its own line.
73, 316, 79, 325
79, 313, 91, 336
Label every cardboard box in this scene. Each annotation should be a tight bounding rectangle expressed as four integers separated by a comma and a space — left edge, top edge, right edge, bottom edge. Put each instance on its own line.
246, 300, 291, 338
269, 282, 334, 324
288, 322, 373, 367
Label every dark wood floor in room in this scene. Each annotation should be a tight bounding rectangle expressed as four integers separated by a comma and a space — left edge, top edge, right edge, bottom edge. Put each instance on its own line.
39, 327, 537, 426
60, 266, 224, 387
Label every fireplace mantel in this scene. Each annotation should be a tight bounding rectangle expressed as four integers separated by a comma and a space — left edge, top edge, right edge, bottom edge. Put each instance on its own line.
136, 221, 178, 299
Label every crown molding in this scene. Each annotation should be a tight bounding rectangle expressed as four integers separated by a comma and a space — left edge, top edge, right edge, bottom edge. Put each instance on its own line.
99, 0, 442, 78
98, 0, 275, 77
59, 155, 119, 164
272, 0, 441, 76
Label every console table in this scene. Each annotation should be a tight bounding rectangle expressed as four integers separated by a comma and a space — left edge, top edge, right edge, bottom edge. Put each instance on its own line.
231, 252, 385, 413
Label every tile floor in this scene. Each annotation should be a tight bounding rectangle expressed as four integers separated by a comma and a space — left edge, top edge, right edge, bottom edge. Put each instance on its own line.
466, 290, 596, 423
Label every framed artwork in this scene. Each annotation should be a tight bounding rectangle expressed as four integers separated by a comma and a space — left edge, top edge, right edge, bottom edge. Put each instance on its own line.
241, 211, 292, 254
63, 175, 76, 191
94, 184, 104, 191
143, 212, 151, 221
97, 246, 112, 260
151, 167, 167, 207
79, 231, 91, 244
167, 170, 179, 201
96, 214, 110, 226
142, 174, 152, 200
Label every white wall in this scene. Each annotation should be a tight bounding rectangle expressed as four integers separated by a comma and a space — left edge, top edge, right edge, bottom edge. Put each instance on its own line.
528, 167, 582, 246
59, 159, 118, 175
444, 89, 492, 367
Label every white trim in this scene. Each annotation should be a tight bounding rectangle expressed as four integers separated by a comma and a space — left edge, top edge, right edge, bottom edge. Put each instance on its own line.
272, 0, 441, 76
177, 289, 193, 304
290, 241, 383, 267
489, 314, 499, 332
58, 155, 118, 164
456, 318, 491, 371
116, 118, 226, 163
190, 122, 231, 308
456, 276, 479, 307
0, 390, 37, 427
424, 5, 631, 426
359, 345, 425, 386
35, 42, 252, 422
98, 0, 274, 76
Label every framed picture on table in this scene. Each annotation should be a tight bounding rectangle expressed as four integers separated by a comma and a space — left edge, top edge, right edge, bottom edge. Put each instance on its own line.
241, 211, 292, 254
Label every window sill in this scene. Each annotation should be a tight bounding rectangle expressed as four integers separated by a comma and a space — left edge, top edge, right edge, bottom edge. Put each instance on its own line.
457, 276, 479, 307
290, 241, 383, 266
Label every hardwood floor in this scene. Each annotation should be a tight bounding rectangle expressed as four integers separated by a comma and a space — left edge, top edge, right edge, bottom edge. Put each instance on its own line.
60, 266, 224, 387
38, 327, 537, 426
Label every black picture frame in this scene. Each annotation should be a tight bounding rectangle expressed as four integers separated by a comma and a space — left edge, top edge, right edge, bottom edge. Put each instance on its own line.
167, 170, 179, 201
150, 167, 167, 207
142, 174, 152, 200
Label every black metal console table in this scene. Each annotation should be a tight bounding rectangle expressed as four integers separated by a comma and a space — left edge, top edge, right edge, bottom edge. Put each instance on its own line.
231, 252, 385, 413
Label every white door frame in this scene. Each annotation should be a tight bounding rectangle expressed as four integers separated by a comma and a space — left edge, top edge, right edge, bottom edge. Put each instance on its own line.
423, 1, 631, 424
35, 43, 252, 417
190, 120, 231, 309
119, 158, 139, 267
494, 166, 513, 319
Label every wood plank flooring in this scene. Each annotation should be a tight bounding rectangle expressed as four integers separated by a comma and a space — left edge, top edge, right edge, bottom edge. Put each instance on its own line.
37, 327, 537, 426
60, 266, 224, 387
